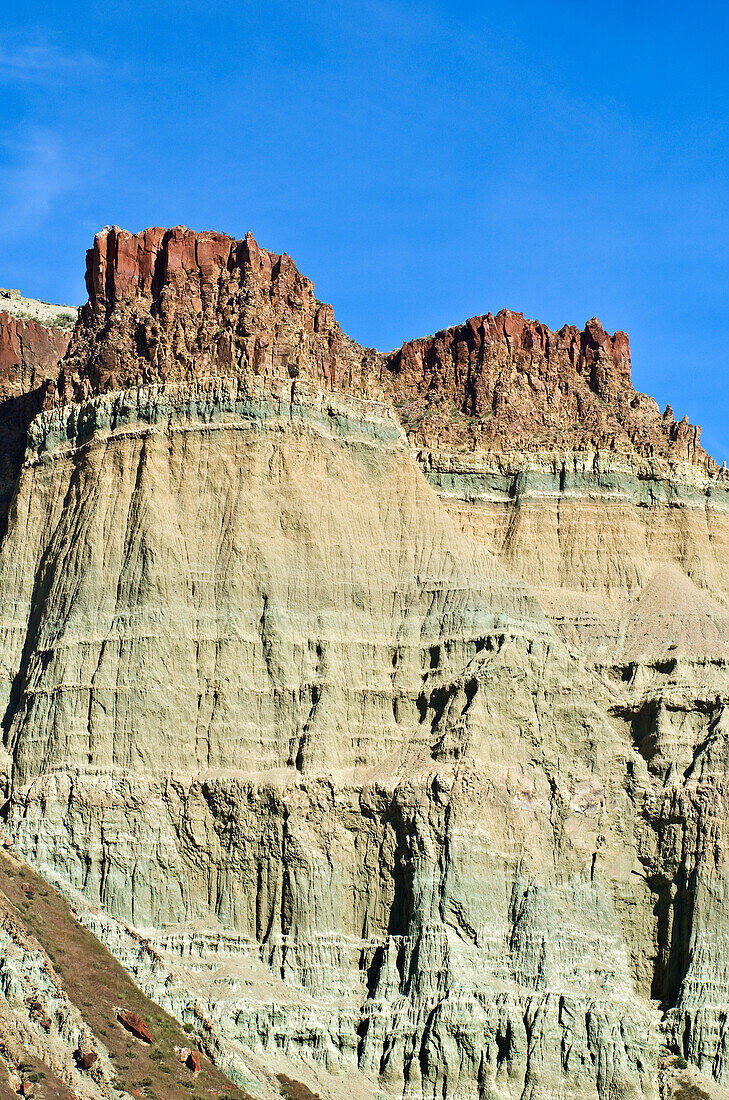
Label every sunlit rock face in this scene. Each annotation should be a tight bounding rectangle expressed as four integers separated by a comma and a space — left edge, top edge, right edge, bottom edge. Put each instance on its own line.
2, 226, 729, 1099
57, 225, 382, 402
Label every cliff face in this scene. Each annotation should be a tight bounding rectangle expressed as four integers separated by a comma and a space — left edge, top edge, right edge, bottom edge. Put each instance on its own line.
58, 226, 381, 402
0, 311, 69, 528
1, 226, 728, 1100
0, 379, 659, 1100
385, 312, 704, 462
57, 227, 705, 464
401, 313, 729, 1089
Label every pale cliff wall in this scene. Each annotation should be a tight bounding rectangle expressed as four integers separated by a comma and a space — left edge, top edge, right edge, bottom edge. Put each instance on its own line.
0, 378, 659, 1099
425, 450, 729, 1086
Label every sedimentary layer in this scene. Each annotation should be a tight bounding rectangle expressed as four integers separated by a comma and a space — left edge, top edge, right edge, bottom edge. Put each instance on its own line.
0, 375, 660, 1100
421, 444, 729, 1088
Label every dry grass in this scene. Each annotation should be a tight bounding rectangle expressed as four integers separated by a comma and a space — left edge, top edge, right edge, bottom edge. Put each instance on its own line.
275, 1074, 322, 1100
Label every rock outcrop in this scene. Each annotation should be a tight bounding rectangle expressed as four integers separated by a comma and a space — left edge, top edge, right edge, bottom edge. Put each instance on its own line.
0, 312, 69, 528
57, 225, 380, 403
53, 226, 706, 466
1, 225, 728, 1100
116, 1010, 153, 1044
386, 311, 705, 463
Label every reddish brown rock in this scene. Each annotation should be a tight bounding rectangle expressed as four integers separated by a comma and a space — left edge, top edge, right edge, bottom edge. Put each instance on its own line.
117, 1009, 154, 1044
0, 226, 710, 492
0, 313, 68, 530
25, 996, 50, 1031
0, 312, 69, 387
52, 225, 710, 469
58, 225, 380, 404
186, 1049, 201, 1073
75, 1049, 98, 1070
383, 309, 705, 462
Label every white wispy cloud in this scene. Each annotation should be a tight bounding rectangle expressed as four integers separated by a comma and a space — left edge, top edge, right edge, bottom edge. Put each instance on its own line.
0, 130, 74, 236
0, 42, 101, 84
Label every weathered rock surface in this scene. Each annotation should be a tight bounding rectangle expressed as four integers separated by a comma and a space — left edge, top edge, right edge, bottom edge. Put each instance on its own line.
0, 377, 657, 1098
1, 226, 729, 1099
387, 312, 706, 462
57, 226, 379, 403
51, 226, 708, 466
0, 311, 69, 528
412, 393, 729, 1088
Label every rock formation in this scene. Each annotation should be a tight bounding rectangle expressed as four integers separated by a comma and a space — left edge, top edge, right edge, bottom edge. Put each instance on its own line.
117, 1010, 153, 1044
58, 225, 379, 403
0, 312, 69, 528
387, 311, 705, 463
1, 226, 728, 1099
55, 226, 706, 463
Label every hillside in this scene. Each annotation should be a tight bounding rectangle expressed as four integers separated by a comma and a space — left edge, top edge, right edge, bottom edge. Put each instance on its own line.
0, 290, 76, 332
0, 847, 253, 1100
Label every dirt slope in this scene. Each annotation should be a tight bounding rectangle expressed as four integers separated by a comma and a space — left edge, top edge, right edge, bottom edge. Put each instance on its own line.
0, 848, 250, 1100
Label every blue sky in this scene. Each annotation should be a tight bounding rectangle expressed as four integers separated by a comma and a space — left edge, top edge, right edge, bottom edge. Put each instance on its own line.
2, 1, 729, 459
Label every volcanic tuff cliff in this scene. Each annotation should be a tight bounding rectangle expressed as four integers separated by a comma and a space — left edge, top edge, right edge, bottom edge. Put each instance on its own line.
1, 226, 729, 1100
